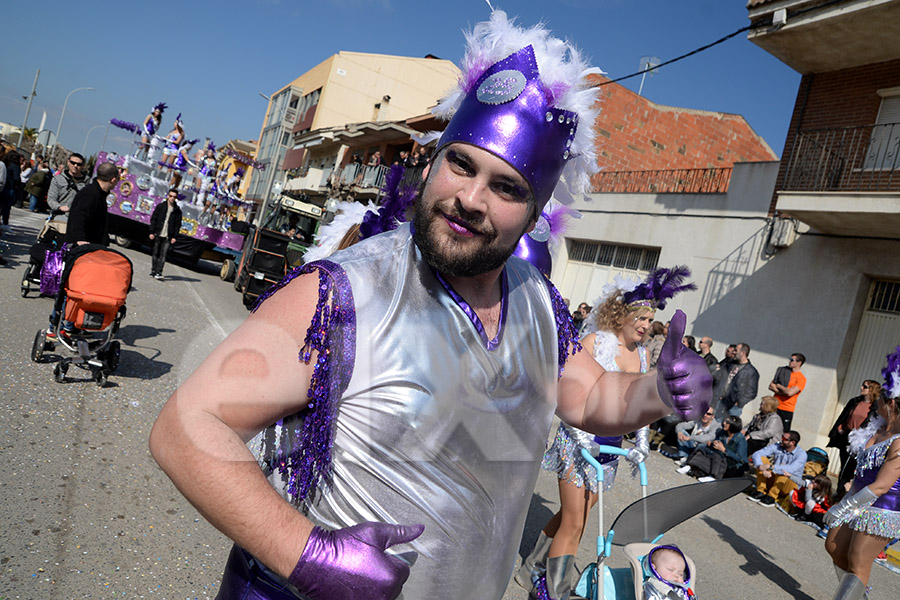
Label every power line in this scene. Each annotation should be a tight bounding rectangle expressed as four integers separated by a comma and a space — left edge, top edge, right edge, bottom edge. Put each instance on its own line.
594, 25, 751, 88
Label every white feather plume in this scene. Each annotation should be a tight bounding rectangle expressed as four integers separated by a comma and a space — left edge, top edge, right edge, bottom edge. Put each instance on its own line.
433, 9, 601, 205
302, 201, 377, 264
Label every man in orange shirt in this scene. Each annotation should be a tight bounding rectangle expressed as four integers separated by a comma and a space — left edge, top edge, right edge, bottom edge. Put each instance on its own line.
769, 353, 807, 429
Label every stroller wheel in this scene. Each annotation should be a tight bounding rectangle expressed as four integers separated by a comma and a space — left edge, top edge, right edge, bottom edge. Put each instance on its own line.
53, 362, 68, 383
93, 369, 108, 388
31, 330, 47, 363
106, 341, 121, 372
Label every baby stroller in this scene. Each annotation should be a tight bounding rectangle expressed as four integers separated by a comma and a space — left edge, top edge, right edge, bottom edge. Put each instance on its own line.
31, 244, 133, 387
574, 446, 751, 599
20, 209, 67, 298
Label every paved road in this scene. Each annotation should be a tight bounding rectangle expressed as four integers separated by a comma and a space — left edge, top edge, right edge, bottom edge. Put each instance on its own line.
1, 205, 898, 599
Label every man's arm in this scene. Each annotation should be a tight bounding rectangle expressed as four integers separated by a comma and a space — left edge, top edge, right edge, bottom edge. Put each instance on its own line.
739, 367, 760, 407
47, 175, 64, 211
783, 449, 808, 483
750, 443, 775, 467
689, 420, 719, 444
556, 311, 710, 436
771, 383, 801, 397
150, 272, 322, 577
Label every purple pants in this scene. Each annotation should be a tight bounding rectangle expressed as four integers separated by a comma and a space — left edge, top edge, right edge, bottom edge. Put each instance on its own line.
216, 545, 301, 600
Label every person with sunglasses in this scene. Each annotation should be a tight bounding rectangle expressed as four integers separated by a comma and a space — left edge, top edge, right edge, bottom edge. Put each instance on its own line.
47, 153, 88, 216
828, 380, 883, 495
747, 430, 807, 507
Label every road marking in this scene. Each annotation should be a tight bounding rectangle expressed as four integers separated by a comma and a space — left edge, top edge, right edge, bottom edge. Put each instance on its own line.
177, 265, 228, 341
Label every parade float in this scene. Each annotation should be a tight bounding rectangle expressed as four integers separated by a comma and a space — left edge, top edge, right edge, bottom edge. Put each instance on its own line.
103, 110, 322, 306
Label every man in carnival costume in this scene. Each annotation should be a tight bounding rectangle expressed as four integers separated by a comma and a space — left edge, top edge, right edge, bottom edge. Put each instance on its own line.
149, 10, 712, 600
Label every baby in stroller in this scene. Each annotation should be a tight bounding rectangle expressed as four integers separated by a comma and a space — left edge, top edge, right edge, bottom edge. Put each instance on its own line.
641, 545, 696, 600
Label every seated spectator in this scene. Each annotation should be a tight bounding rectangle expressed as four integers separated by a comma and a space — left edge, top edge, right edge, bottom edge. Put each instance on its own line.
659, 408, 719, 459
677, 416, 746, 480
743, 395, 783, 455
747, 430, 807, 507
787, 473, 832, 529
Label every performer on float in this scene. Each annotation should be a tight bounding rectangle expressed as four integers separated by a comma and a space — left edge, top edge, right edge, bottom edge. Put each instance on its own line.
196, 141, 217, 207
137, 102, 166, 160
169, 138, 199, 189
160, 113, 184, 167
825, 346, 900, 600
148, 10, 712, 600
519, 268, 696, 597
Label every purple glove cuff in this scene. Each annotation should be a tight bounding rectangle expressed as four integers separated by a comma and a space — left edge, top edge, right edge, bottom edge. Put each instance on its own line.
289, 522, 424, 600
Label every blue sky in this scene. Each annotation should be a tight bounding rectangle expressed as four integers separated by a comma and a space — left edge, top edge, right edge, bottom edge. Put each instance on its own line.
0, 0, 800, 160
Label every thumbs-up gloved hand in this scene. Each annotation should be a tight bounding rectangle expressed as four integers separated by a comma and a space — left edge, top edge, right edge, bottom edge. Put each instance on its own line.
289, 522, 425, 600
655, 310, 712, 421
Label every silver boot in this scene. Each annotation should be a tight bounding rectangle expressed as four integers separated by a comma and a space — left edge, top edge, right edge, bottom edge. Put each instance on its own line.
832, 572, 866, 600
515, 531, 552, 590
540, 554, 576, 600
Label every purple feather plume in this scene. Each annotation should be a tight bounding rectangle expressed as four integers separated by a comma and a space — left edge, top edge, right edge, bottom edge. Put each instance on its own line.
882, 346, 900, 399
358, 164, 416, 240
153, 102, 168, 113
207, 141, 216, 152
110, 118, 140, 134
185, 138, 200, 147
623, 266, 696, 310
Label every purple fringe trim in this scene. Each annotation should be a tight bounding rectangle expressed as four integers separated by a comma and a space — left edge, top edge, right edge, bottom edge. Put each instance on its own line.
543, 277, 582, 377
533, 575, 551, 600
253, 260, 356, 503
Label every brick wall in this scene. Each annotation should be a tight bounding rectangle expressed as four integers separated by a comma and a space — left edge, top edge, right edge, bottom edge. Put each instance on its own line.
587, 74, 778, 189
771, 58, 900, 213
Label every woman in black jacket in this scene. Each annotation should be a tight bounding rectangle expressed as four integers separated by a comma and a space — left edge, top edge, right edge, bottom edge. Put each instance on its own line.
827, 380, 881, 490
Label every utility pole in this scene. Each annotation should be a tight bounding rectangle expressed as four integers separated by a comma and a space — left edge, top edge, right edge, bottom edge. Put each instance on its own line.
17, 69, 39, 147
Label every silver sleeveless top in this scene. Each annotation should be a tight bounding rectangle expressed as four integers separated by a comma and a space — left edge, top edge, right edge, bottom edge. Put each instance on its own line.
268, 224, 560, 599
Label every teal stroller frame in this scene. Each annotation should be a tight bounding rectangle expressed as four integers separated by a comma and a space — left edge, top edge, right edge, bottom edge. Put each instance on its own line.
576, 446, 751, 599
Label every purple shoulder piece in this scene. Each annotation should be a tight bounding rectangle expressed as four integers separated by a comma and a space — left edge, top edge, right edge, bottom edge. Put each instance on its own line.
252, 260, 356, 504
542, 276, 582, 377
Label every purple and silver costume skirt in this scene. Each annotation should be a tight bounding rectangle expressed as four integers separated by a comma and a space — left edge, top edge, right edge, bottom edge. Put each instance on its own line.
541, 422, 620, 493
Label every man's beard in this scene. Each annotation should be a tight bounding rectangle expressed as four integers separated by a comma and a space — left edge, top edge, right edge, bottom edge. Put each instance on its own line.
411, 183, 528, 278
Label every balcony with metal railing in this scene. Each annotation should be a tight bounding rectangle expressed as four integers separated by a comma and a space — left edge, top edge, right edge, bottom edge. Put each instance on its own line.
592, 167, 733, 194
775, 122, 900, 239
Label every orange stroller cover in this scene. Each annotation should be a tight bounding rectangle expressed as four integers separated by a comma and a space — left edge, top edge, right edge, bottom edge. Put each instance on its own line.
64, 249, 132, 330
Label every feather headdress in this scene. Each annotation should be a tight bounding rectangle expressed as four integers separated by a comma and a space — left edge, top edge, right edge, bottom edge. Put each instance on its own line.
623, 266, 696, 311
358, 164, 417, 241
153, 102, 168, 113
433, 9, 601, 209
882, 346, 900, 399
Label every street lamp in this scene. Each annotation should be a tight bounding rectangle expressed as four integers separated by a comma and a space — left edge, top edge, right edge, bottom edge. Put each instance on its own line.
81, 125, 105, 156
49, 86, 94, 164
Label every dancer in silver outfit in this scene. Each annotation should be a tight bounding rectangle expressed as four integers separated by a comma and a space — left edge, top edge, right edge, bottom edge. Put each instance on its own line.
149, 10, 712, 600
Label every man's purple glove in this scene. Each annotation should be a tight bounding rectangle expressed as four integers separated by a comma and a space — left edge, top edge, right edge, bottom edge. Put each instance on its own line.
655, 310, 712, 421
289, 521, 425, 600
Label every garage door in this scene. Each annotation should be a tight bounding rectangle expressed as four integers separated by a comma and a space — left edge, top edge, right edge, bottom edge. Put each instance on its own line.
559, 240, 660, 307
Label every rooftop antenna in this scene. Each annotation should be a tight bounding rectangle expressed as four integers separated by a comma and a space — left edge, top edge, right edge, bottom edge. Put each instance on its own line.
638, 56, 661, 96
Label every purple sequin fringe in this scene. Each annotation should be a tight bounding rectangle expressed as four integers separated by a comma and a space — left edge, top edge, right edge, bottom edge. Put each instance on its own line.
543, 277, 582, 377
533, 575, 551, 600
252, 260, 356, 504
